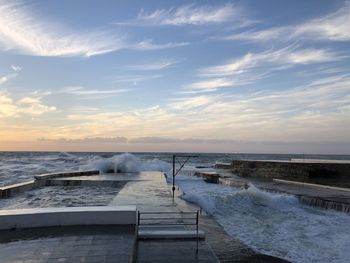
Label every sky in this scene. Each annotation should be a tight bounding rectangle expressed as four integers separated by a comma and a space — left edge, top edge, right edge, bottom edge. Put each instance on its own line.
0, 0, 350, 154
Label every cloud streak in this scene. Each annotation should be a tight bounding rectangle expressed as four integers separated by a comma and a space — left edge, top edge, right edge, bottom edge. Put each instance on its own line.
228, 2, 350, 42
61, 86, 129, 96
0, 1, 126, 57
39, 137, 128, 143
184, 46, 342, 92
131, 40, 188, 50
0, 1, 185, 57
127, 59, 182, 71
200, 46, 341, 77
120, 3, 245, 26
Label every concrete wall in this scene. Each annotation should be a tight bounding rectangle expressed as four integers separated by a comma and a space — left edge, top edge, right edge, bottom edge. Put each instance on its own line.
0, 180, 35, 198
1, 170, 101, 198
228, 160, 350, 187
0, 206, 137, 230
34, 170, 99, 181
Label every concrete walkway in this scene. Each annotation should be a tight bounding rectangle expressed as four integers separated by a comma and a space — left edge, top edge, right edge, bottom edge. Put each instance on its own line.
110, 171, 219, 262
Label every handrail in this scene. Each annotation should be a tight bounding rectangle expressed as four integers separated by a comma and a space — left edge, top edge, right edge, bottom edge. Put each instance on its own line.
137, 210, 201, 254
137, 210, 200, 234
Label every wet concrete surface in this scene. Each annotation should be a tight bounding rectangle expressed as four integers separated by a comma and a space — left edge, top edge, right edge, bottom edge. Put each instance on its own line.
0, 225, 135, 263
135, 240, 218, 263
110, 172, 220, 262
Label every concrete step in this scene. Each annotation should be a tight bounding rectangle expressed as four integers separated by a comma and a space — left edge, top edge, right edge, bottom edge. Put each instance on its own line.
138, 229, 205, 240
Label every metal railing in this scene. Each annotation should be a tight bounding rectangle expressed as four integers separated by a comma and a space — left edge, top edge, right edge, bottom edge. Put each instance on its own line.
137, 210, 199, 233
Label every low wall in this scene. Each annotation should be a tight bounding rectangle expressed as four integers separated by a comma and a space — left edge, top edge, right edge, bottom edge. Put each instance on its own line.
34, 170, 99, 181
0, 206, 137, 230
0, 170, 101, 198
0, 180, 35, 198
228, 160, 350, 187
40, 179, 126, 188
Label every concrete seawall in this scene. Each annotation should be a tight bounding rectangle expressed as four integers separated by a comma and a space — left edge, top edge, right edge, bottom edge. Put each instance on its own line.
222, 160, 350, 188
0, 170, 100, 198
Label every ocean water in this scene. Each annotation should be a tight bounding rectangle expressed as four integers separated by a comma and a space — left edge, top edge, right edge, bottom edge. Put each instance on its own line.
1, 151, 350, 263
1, 151, 349, 186
177, 175, 350, 263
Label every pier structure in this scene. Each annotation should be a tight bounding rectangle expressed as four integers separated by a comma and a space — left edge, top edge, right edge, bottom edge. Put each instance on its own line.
0, 171, 219, 262
0, 169, 292, 262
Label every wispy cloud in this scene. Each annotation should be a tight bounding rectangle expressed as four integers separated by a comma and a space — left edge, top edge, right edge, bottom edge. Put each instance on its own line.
128, 136, 235, 144
184, 46, 342, 92
170, 95, 217, 110
11, 65, 21, 72
131, 40, 188, 50
228, 2, 350, 42
184, 78, 235, 92
39, 136, 127, 143
0, 73, 17, 85
0, 1, 125, 57
61, 86, 129, 96
200, 46, 342, 77
126, 59, 182, 71
119, 3, 245, 26
112, 75, 162, 84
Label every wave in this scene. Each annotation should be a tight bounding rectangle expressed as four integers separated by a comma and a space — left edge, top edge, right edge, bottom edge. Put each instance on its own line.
79, 153, 172, 173
177, 175, 350, 263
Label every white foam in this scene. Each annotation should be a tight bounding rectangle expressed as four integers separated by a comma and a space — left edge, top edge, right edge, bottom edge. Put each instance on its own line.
176, 175, 350, 263
80, 153, 172, 173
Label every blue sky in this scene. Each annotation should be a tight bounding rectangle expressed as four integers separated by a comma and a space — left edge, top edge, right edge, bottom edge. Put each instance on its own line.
0, 0, 350, 153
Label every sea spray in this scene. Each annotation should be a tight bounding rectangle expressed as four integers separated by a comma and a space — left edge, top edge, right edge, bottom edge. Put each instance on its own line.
80, 153, 172, 173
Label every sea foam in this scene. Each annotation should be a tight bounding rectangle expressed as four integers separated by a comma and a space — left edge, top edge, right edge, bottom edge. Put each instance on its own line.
176, 174, 350, 263
80, 153, 172, 173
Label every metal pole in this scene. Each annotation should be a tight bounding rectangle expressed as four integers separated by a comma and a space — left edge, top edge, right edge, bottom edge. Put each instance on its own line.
172, 154, 175, 198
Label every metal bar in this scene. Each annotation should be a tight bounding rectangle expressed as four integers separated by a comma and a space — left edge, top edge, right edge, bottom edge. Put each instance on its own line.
139, 211, 197, 214
196, 210, 199, 234
137, 210, 140, 226
140, 217, 197, 222
174, 156, 191, 176
172, 154, 175, 198
140, 223, 196, 226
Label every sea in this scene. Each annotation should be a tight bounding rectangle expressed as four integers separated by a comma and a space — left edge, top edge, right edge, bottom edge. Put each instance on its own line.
1, 151, 350, 263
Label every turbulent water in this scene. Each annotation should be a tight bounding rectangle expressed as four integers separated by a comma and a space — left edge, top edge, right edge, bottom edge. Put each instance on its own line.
1, 151, 350, 263
177, 175, 350, 263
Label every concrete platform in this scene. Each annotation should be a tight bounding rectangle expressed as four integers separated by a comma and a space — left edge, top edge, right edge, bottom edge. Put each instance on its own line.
135, 239, 219, 263
0, 225, 135, 263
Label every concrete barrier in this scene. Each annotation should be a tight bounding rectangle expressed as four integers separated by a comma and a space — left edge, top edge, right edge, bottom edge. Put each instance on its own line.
34, 170, 99, 181
228, 160, 350, 187
273, 179, 350, 192
0, 180, 35, 198
194, 172, 220, 184
0, 206, 137, 230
